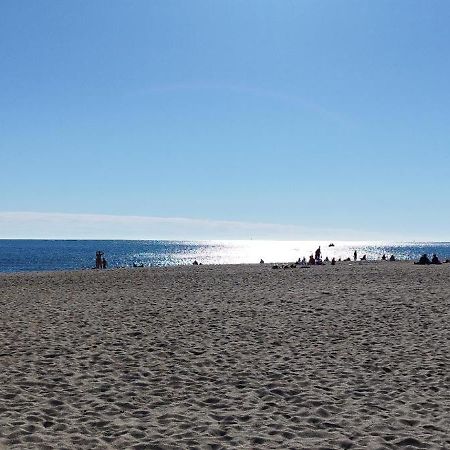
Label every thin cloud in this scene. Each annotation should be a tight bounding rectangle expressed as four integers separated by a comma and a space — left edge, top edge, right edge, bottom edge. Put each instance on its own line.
0, 211, 380, 240
133, 82, 354, 128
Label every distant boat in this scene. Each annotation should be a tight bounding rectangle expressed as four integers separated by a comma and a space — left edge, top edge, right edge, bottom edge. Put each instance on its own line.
329, 243, 335, 247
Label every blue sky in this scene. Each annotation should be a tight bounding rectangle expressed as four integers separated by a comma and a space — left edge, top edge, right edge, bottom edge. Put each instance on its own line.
1, 1, 449, 239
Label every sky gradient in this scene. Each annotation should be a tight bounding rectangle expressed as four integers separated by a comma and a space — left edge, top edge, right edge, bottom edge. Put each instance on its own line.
1, 1, 449, 240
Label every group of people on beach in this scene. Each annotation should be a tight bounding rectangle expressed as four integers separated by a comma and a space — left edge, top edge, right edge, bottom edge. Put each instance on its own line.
415, 253, 446, 265
293, 247, 447, 267
277, 246, 403, 268
95, 251, 107, 269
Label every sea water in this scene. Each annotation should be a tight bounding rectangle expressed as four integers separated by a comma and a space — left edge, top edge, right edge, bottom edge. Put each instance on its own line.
0, 240, 449, 273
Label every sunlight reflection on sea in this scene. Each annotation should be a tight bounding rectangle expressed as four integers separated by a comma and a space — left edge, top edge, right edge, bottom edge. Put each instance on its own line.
0, 240, 449, 272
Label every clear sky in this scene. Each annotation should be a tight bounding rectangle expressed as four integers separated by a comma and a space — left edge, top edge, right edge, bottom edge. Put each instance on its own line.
1, 1, 449, 240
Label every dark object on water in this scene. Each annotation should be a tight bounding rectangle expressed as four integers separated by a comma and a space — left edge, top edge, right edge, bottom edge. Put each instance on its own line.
360, 255, 367, 261
329, 243, 335, 247
193, 260, 199, 265
389, 255, 396, 261
431, 254, 442, 265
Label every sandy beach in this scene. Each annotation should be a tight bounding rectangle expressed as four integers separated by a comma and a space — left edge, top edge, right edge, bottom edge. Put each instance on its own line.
1, 262, 449, 449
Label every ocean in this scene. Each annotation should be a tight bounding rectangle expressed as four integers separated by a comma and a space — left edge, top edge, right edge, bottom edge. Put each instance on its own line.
0, 240, 449, 273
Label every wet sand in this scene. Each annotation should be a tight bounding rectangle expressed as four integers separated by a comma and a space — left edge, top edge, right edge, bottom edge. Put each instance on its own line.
1, 262, 449, 449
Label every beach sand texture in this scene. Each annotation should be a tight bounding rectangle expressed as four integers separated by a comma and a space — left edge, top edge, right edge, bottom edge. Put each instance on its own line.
1, 262, 449, 449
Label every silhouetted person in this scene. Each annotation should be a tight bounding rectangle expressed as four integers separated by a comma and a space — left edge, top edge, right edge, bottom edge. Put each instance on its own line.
389, 255, 396, 261
308, 255, 315, 265
324, 256, 329, 262
315, 246, 321, 260
260, 259, 264, 264
431, 254, 441, 265
361, 254, 367, 261
381, 254, 387, 260
331, 257, 336, 265
354, 250, 357, 261
95, 251, 103, 269
102, 257, 107, 269
297, 257, 307, 265
193, 260, 199, 265
415, 254, 431, 265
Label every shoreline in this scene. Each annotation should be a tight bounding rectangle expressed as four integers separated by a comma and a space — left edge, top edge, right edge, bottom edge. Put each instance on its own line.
1, 240, 449, 275
0, 258, 448, 277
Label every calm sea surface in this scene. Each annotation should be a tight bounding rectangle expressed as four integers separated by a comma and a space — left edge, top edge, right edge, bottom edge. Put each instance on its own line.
0, 240, 449, 273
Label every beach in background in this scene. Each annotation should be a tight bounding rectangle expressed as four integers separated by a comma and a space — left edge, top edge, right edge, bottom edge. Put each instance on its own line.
1, 240, 449, 273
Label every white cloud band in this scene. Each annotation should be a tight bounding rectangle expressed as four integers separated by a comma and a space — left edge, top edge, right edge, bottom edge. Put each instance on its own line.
0, 211, 374, 240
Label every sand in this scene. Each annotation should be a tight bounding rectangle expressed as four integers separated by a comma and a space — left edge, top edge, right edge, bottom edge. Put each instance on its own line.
0, 262, 449, 449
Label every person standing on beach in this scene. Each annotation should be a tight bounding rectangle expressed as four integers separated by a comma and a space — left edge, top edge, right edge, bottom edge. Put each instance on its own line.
354, 250, 357, 261
315, 246, 321, 260
95, 251, 101, 269
102, 257, 107, 269
95, 251, 104, 269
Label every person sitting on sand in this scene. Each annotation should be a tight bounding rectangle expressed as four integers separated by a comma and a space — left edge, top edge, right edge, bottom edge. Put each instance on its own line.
415, 254, 431, 265
331, 257, 336, 265
360, 254, 367, 261
260, 259, 264, 264
308, 255, 315, 265
381, 254, 387, 260
193, 260, 199, 265
431, 254, 442, 265
324, 256, 329, 262
389, 255, 396, 261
